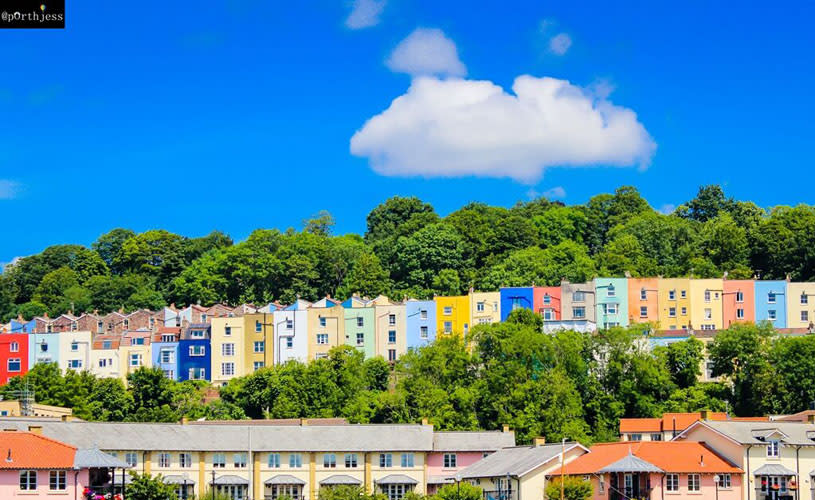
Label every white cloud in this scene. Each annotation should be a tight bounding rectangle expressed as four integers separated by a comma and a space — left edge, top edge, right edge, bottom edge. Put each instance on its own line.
659, 203, 676, 215
0, 180, 20, 200
351, 76, 656, 184
543, 186, 567, 199
386, 28, 466, 78
549, 33, 572, 55
345, 0, 386, 29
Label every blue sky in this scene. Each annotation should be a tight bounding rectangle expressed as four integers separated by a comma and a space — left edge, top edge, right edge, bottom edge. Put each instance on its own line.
2, 1, 813, 263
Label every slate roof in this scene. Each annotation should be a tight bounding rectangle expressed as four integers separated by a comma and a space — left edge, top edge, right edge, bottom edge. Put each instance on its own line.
320, 475, 361, 485
164, 475, 196, 485
265, 474, 306, 485
598, 454, 663, 473
457, 444, 585, 479
683, 420, 815, 446
376, 474, 419, 485
754, 464, 796, 476
214, 475, 250, 485
432, 431, 516, 452
74, 447, 131, 469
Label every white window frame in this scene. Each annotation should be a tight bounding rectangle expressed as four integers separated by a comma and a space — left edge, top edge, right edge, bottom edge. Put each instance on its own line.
443, 453, 457, 468
688, 474, 700, 492
640, 306, 648, 318
666, 474, 679, 492
767, 439, 780, 457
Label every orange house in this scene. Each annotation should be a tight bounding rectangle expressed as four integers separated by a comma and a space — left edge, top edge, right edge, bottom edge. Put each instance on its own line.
723, 279, 755, 328
534, 286, 562, 321
628, 278, 659, 324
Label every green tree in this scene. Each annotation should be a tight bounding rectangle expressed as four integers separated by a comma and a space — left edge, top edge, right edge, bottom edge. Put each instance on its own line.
114, 230, 188, 287
676, 185, 735, 223
545, 477, 593, 500
479, 242, 596, 290
304, 210, 336, 237
533, 206, 588, 248
435, 483, 483, 500
654, 337, 704, 388
93, 228, 136, 271
33, 267, 79, 311
126, 472, 178, 500
393, 224, 465, 293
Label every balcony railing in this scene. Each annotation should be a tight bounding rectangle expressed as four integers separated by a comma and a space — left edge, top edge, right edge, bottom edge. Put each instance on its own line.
483, 490, 518, 500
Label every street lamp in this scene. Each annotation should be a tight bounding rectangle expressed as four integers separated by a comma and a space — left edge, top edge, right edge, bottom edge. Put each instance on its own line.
182, 472, 189, 500
211, 470, 216, 500
454, 474, 462, 500
714, 475, 720, 500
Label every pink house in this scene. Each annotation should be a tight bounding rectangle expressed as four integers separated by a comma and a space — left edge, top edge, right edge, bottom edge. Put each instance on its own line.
427, 430, 516, 494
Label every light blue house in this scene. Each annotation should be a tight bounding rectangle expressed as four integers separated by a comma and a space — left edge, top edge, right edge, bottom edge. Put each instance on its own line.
499, 287, 534, 321
754, 280, 787, 328
594, 278, 629, 328
152, 341, 180, 381
9, 319, 37, 333
406, 299, 436, 349
28, 333, 60, 369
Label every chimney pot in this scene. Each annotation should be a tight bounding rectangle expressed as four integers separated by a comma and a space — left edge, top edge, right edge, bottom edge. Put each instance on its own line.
808, 414, 815, 424
502, 424, 510, 433
300, 418, 308, 426
700, 410, 710, 420
533, 437, 546, 447
27, 426, 42, 435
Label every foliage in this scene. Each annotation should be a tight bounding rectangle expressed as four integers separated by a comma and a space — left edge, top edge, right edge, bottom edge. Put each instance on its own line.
545, 477, 593, 500
434, 483, 483, 500
126, 472, 178, 500
319, 486, 387, 500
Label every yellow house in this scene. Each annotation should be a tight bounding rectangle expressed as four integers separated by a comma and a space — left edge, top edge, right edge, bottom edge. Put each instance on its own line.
369, 296, 407, 362
307, 298, 345, 360
470, 290, 501, 327
689, 278, 724, 331
243, 313, 274, 373
435, 295, 471, 337
118, 342, 152, 380
211, 316, 246, 386
786, 282, 815, 328
657, 278, 692, 330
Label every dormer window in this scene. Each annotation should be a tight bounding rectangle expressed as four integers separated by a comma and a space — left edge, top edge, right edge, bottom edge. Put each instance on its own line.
607, 285, 616, 297
767, 439, 780, 457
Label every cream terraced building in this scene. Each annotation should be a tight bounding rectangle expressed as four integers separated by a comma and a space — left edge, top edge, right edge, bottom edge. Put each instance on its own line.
1, 419, 515, 500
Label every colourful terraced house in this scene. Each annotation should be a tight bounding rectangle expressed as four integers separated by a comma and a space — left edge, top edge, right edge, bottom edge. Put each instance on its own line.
595, 278, 629, 328
435, 294, 471, 337
754, 280, 787, 328
627, 277, 659, 324
723, 279, 755, 327
658, 278, 692, 331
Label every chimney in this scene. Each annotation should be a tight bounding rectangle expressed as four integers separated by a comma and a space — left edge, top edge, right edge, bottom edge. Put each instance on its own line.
421, 418, 429, 426
60, 415, 74, 422
118, 307, 124, 314
502, 424, 511, 433
27, 426, 42, 435
180, 416, 189, 425
700, 454, 704, 467
469, 287, 474, 295
300, 418, 309, 426
624, 271, 632, 278
700, 410, 710, 420
786, 274, 792, 282
16, 314, 23, 322
533, 437, 546, 447
93, 309, 98, 316
808, 414, 815, 424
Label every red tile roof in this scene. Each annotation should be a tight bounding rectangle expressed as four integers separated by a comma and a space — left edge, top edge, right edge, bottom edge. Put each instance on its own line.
620, 412, 743, 434
554, 441, 742, 475
0, 431, 76, 469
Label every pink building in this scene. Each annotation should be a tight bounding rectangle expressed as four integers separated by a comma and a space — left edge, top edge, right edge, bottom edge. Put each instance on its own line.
554, 441, 743, 500
427, 430, 515, 494
534, 287, 562, 321
723, 280, 755, 328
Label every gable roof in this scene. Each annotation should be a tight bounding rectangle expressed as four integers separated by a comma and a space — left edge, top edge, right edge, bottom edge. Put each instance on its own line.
682, 420, 815, 446
619, 412, 739, 435
553, 442, 741, 475
0, 431, 77, 469
457, 443, 586, 479
598, 454, 663, 473
432, 431, 516, 452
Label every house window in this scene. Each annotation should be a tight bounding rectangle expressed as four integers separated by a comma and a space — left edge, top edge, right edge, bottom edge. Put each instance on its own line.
420, 326, 428, 339
98, 359, 108, 368
640, 306, 648, 318
213, 453, 226, 468
317, 334, 329, 345
125, 453, 138, 467
356, 317, 364, 328
443, 307, 452, 316
289, 454, 302, 468
543, 309, 554, 321
190, 330, 205, 338
681, 307, 687, 316
382, 483, 410, 500
443, 453, 457, 468
607, 285, 616, 297
388, 314, 396, 325
253, 341, 265, 353
286, 319, 294, 329
388, 330, 396, 344
666, 474, 679, 492
103, 340, 112, 349
624, 474, 633, 496
768, 292, 776, 304
161, 334, 175, 342
603, 304, 618, 315
688, 474, 700, 492
704, 290, 711, 302
234, 453, 247, 468
159, 453, 171, 468
572, 307, 586, 319
669, 307, 677, 318
629, 434, 642, 441
802, 311, 809, 322
9, 341, 18, 352
719, 474, 731, 488
160, 349, 175, 364
201, 314, 208, 322
669, 290, 676, 300
388, 349, 396, 362
180, 453, 192, 468
737, 308, 745, 319
224, 326, 232, 336
640, 288, 647, 300
132, 337, 145, 346
477, 302, 485, 312
705, 308, 712, 320
189, 368, 206, 380
345, 454, 358, 468
444, 321, 452, 333
356, 333, 365, 346
768, 310, 777, 321
222, 343, 235, 356
163, 369, 174, 379
97, 321, 104, 333
189, 345, 206, 356
71, 342, 79, 352
681, 290, 687, 299
269, 453, 281, 468
420, 309, 428, 320
286, 337, 293, 349
19, 470, 36, 490
736, 291, 744, 303
599, 478, 606, 494
255, 321, 262, 333
544, 294, 552, 305
767, 439, 780, 457
8, 358, 21, 372
323, 454, 337, 468
319, 318, 327, 327
253, 361, 264, 371
40, 343, 47, 352
401, 453, 414, 467
221, 363, 235, 376
380, 454, 393, 467
69, 359, 83, 369
573, 291, 585, 302
49, 470, 66, 490
650, 433, 662, 441
802, 294, 809, 305
123, 319, 129, 329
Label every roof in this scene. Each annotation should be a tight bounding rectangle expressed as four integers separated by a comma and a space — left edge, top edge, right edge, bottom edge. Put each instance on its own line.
554, 442, 741, 475
164, 475, 196, 485
0, 431, 76, 469
619, 412, 731, 434
598, 454, 663, 473
265, 474, 306, 485
376, 474, 419, 485
73, 447, 131, 468
681, 420, 815, 446
433, 431, 515, 452
320, 475, 361, 485
776, 410, 815, 423
754, 464, 796, 476
188, 418, 348, 426
619, 418, 662, 433
457, 444, 586, 479
427, 475, 454, 485
0, 420, 438, 452
213, 475, 249, 485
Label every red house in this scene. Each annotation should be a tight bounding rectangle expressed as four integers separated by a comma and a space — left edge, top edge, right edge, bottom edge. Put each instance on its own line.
534, 286, 562, 321
0, 333, 29, 385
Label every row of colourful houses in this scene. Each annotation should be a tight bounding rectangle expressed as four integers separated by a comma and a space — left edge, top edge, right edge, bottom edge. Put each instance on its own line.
5, 414, 814, 500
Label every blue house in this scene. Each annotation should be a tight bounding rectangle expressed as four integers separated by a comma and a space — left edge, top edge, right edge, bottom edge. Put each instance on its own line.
9, 319, 37, 333
28, 333, 60, 369
754, 280, 788, 328
178, 323, 211, 382
406, 299, 436, 349
499, 287, 534, 321
594, 278, 629, 328
152, 341, 180, 381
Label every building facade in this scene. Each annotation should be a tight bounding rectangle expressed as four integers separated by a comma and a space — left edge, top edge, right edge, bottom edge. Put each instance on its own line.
595, 278, 629, 328
723, 280, 755, 328
754, 280, 788, 328
405, 299, 436, 350
435, 295, 470, 337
